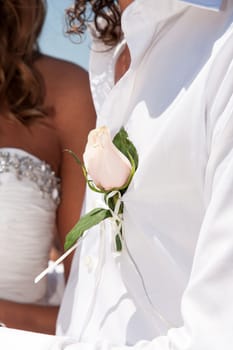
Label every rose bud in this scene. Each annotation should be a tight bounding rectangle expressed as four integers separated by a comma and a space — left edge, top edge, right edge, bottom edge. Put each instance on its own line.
83, 126, 132, 191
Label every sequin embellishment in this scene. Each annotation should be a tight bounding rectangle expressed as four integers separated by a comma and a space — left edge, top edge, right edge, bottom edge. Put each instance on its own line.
0, 150, 60, 205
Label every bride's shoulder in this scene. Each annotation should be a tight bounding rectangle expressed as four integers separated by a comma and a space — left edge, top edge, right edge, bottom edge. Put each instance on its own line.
35, 54, 89, 96
34, 54, 95, 131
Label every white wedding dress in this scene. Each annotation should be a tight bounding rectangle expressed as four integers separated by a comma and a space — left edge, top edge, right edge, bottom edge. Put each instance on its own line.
0, 147, 63, 305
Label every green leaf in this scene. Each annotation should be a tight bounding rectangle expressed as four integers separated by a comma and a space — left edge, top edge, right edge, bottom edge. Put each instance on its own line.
113, 127, 139, 170
64, 208, 112, 251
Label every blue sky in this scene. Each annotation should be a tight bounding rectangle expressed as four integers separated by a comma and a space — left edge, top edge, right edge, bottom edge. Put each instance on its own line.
39, 0, 90, 70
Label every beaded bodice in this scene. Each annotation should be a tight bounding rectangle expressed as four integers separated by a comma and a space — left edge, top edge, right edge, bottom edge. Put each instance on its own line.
0, 148, 60, 303
0, 148, 60, 205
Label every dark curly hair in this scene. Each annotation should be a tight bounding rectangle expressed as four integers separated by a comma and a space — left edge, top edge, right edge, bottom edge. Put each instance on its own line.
66, 1, 122, 47
0, 0, 46, 123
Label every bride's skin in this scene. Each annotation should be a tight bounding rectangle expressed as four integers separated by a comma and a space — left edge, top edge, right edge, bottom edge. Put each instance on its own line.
0, 1, 96, 335
119, 0, 133, 11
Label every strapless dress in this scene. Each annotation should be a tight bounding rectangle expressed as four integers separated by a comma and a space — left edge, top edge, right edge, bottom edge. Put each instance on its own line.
0, 148, 62, 304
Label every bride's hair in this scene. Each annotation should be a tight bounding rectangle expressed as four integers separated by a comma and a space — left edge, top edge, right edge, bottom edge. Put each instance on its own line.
66, 0, 122, 47
0, 0, 46, 123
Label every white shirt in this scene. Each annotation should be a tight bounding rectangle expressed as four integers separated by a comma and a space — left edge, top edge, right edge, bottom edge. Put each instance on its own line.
1, 0, 233, 349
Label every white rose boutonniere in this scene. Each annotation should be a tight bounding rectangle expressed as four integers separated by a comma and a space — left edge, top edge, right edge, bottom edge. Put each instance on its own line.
34, 126, 138, 283
83, 126, 132, 191
65, 126, 138, 252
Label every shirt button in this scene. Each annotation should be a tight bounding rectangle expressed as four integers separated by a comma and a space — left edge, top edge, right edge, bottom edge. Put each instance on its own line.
84, 255, 94, 273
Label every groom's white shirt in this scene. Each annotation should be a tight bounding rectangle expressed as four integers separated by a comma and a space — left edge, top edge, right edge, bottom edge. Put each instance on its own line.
2, 0, 233, 349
